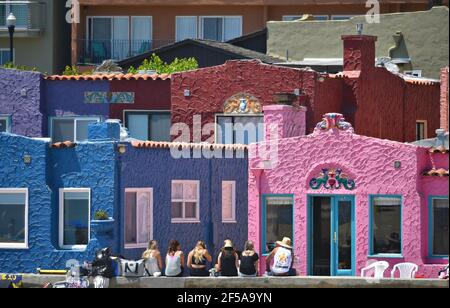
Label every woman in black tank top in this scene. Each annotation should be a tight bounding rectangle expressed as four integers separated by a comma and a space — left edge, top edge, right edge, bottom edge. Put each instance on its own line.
217, 239, 238, 277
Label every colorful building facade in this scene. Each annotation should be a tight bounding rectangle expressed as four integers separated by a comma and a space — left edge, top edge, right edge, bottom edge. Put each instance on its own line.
0, 122, 248, 273
248, 106, 449, 278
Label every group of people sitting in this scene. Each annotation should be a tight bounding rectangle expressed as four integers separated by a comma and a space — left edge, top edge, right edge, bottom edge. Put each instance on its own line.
142, 237, 296, 278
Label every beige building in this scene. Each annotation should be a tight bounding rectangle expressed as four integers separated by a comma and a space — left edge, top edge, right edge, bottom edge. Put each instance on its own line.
267, 6, 449, 79
72, 0, 438, 66
0, 0, 70, 74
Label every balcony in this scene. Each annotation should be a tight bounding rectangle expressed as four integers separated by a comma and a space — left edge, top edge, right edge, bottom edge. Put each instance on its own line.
77, 39, 175, 65
0, 1, 45, 37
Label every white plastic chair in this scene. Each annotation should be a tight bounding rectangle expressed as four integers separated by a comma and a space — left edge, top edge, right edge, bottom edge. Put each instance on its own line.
361, 261, 389, 278
390, 262, 418, 279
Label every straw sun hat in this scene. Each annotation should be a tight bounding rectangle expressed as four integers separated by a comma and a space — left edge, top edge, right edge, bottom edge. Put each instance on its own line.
224, 239, 234, 248
276, 237, 293, 249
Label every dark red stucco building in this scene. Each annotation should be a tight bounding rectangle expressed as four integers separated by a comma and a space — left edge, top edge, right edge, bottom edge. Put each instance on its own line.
170, 35, 441, 143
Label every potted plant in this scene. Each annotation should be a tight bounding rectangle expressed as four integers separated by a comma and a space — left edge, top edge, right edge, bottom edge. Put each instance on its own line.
91, 210, 115, 236
273, 92, 298, 105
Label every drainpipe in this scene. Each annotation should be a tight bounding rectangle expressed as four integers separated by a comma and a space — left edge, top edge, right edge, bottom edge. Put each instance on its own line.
203, 159, 214, 258
251, 168, 264, 274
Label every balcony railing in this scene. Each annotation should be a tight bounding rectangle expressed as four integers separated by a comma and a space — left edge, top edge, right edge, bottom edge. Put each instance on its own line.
77, 39, 176, 65
0, 1, 45, 35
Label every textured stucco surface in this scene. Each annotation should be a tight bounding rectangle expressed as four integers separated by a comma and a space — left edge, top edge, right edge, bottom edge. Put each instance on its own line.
248, 116, 449, 278
267, 7, 449, 79
0, 132, 119, 273
0, 68, 44, 137
119, 146, 249, 264
441, 67, 449, 131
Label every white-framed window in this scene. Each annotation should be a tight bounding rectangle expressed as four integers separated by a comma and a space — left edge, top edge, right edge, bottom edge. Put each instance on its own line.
222, 181, 236, 223
125, 188, 153, 249
131, 16, 153, 55
171, 180, 200, 223
0, 188, 28, 249
416, 120, 427, 141
50, 117, 100, 143
0, 115, 11, 133
430, 198, 449, 257
404, 70, 423, 78
282, 15, 329, 21
87, 16, 130, 61
216, 115, 265, 145
176, 16, 198, 41
0, 49, 14, 65
199, 16, 242, 42
59, 188, 90, 250
124, 110, 171, 141
331, 15, 354, 21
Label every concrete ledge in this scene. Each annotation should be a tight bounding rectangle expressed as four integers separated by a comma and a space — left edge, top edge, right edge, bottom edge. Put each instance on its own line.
13, 274, 449, 288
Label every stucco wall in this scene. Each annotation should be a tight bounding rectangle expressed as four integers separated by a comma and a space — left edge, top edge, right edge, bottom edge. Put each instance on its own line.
267, 7, 449, 79
248, 126, 448, 278
0, 68, 44, 137
0, 132, 119, 273
119, 146, 248, 265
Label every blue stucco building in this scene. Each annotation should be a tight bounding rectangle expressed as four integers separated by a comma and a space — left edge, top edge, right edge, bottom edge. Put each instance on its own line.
0, 122, 248, 273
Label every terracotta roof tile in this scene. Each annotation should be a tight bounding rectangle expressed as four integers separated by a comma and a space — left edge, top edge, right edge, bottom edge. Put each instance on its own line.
131, 140, 248, 151
51, 141, 77, 149
45, 73, 171, 81
428, 146, 449, 154
423, 168, 449, 177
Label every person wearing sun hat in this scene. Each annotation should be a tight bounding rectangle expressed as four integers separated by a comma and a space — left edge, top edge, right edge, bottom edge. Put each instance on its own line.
265, 237, 296, 276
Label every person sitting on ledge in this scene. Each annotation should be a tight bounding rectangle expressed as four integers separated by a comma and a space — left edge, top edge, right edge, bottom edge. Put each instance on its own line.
187, 240, 212, 277
165, 240, 185, 277
265, 237, 297, 277
238, 240, 259, 277
216, 239, 239, 277
142, 240, 163, 277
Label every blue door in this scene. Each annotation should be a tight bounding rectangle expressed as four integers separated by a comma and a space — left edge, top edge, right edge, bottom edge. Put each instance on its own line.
309, 195, 355, 276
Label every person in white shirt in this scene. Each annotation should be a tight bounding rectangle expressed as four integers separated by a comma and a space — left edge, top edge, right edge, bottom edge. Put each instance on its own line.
265, 237, 296, 276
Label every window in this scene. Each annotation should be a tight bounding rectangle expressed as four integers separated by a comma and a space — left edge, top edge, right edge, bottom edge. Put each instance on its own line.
131, 16, 152, 55
51, 117, 100, 143
87, 16, 129, 61
404, 70, 423, 78
125, 188, 153, 249
263, 196, 294, 255
125, 111, 171, 141
0, 3, 28, 28
59, 189, 90, 250
370, 196, 402, 255
0, 115, 11, 133
222, 181, 236, 223
171, 181, 200, 223
216, 115, 264, 145
176, 16, 198, 41
282, 15, 329, 21
0, 189, 28, 249
429, 198, 449, 257
416, 120, 427, 141
200, 16, 242, 41
331, 15, 354, 21
0, 49, 13, 65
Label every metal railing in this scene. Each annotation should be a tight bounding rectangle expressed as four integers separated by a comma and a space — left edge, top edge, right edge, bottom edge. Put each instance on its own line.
0, 1, 45, 32
77, 39, 176, 64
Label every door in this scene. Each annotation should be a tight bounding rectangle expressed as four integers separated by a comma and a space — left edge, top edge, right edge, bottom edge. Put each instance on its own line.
309, 195, 355, 276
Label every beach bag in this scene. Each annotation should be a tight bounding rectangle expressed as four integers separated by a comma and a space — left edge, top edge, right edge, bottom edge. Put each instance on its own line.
120, 259, 145, 277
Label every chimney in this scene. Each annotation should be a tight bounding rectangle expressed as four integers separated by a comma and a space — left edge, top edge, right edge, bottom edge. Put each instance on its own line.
88, 120, 121, 141
264, 93, 307, 140
341, 35, 377, 73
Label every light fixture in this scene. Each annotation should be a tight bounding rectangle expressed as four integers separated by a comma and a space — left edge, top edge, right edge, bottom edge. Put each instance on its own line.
6, 13, 16, 64
23, 154, 32, 164
356, 23, 364, 35
394, 161, 401, 169
117, 144, 126, 154
184, 89, 191, 97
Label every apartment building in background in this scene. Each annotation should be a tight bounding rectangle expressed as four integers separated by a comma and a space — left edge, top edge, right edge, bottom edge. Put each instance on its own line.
0, 0, 70, 74
72, 0, 440, 66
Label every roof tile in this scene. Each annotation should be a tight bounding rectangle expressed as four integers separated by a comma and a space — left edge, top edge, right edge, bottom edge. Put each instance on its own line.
45, 73, 171, 81
423, 168, 449, 177
131, 140, 248, 151
51, 141, 77, 149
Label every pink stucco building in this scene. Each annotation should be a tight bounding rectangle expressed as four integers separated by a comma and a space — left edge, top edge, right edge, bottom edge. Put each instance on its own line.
248, 104, 448, 278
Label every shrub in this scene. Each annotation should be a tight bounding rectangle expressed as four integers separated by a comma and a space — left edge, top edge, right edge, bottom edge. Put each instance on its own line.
128, 54, 198, 74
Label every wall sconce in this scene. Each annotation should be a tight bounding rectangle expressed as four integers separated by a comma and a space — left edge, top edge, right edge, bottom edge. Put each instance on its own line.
317, 76, 325, 83
20, 88, 28, 98
293, 89, 303, 96
184, 89, 191, 97
117, 144, 126, 154
23, 154, 32, 164
394, 161, 401, 169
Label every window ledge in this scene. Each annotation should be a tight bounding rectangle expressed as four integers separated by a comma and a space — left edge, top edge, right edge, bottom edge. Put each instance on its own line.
368, 254, 404, 259
125, 244, 148, 249
427, 255, 449, 260
59, 245, 88, 251
0, 244, 28, 250
222, 220, 237, 224
171, 219, 201, 224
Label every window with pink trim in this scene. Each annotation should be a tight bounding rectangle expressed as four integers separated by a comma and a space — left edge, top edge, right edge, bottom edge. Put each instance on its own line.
171, 181, 200, 223
222, 181, 236, 223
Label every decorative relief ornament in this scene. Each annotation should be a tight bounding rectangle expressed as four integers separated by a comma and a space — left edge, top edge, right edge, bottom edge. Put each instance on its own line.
315, 113, 353, 132
224, 93, 262, 114
309, 168, 356, 190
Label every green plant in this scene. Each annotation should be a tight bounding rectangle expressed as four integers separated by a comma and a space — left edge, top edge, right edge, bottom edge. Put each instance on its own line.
61, 65, 94, 76
94, 210, 110, 221
128, 54, 198, 74
1, 62, 37, 72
